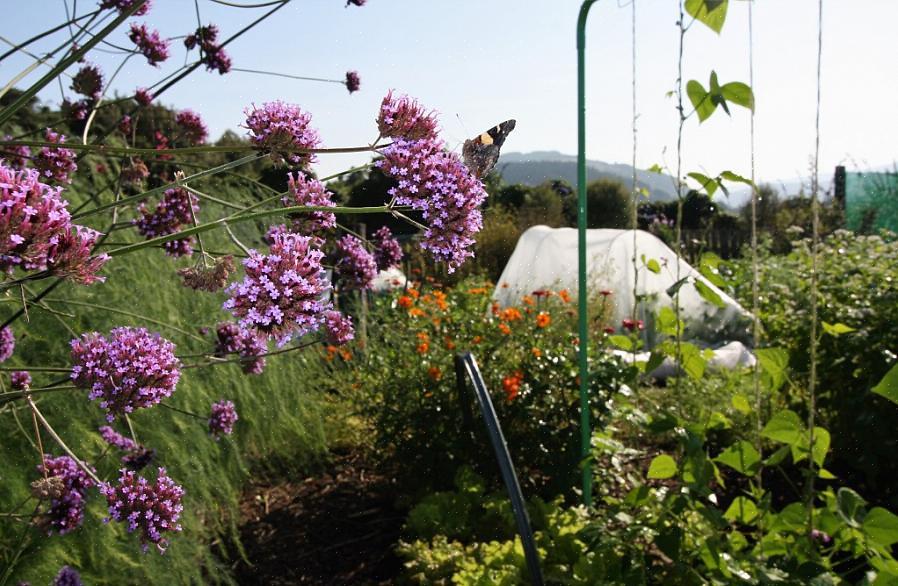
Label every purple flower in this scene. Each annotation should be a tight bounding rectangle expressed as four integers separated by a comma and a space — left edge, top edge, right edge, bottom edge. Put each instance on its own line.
71, 64, 103, 100
282, 172, 336, 237
377, 137, 486, 272
323, 310, 354, 346
1, 135, 30, 169
134, 187, 198, 257
184, 25, 230, 74
134, 87, 153, 106
346, 0, 366, 6
10, 370, 31, 390
121, 159, 149, 184
100, 0, 151, 16
46, 225, 109, 284
71, 327, 181, 421
371, 225, 402, 270
214, 322, 267, 375
128, 23, 169, 66
0, 327, 14, 362
345, 70, 361, 94
376, 90, 439, 141
122, 447, 156, 471
36, 455, 96, 535
204, 47, 231, 74
335, 235, 377, 291
223, 232, 330, 346
208, 399, 238, 438
34, 129, 77, 184
119, 115, 133, 135
175, 109, 208, 145
61, 99, 91, 123
99, 425, 139, 452
53, 566, 83, 586
101, 467, 184, 553
184, 24, 219, 50
244, 101, 320, 169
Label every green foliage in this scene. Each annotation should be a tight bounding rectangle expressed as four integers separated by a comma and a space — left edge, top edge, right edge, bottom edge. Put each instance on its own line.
575, 178, 633, 229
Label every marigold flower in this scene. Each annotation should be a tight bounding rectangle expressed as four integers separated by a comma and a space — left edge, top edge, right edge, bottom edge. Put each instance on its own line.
101, 467, 184, 553
416, 341, 429, 354
245, 101, 320, 168
468, 287, 488, 295
445, 337, 456, 350
371, 225, 402, 271
502, 371, 523, 402
335, 235, 377, 291
407, 288, 420, 299
427, 366, 442, 381
345, 70, 361, 93
0, 326, 14, 362
36, 455, 96, 535
558, 289, 571, 303
322, 310, 354, 346
536, 312, 551, 328
498, 323, 511, 335
522, 295, 535, 306
531, 347, 541, 358
128, 23, 169, 66
409, 307, 425, 318
376, 90, 439, 140
339, 348, 353, 361
209, 399, 238, 438
398, 295, 413, 308
472, 335, 482, 344
501, 307, 523, 322
34, 129, 77, 184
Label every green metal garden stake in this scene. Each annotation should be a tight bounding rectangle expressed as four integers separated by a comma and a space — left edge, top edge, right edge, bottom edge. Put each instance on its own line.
577, 0, 599, 507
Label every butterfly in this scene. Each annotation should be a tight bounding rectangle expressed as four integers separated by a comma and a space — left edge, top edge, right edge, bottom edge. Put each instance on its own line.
462, 119, 516, 178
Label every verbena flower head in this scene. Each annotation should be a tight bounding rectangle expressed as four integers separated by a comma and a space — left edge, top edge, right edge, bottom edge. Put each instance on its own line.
376, 90, 439, 140
0, 326, 13, 362
134, 187, 198, 257
377, 137, 487, 271
46, 225, 109, 284
36, 455, 96, 535
53, 566, 83, 586
101, 467, 184, 553
1, 135, 30, 169
121, 159, 149, 184
71, 64, 103, 100
214, 322, 266, 375
134, 87, 153, 106
185, 24, 230, 74
208, 399, 238, 438
11, 370, 31, 390
371, 225, 402, 270
71, 327, 181, 421
335, 235, 377, 291
223, 232, 330, 346
184, 24, 219, 50
100, 0, 151, 16
244, 101, 320, 168
123, 447, 156, 471
34, 129, 77, 184
204, 46, 231, 74
323, 310, 354, 346
178, 255, 235, 292
345, 70, 360, 94
61, 98, 90, 123
99, 425, 139, 452
175, 109, 208, 145
128, 23, 169, 66
0, 163, 72, 273
346, 0, 366, 6
283, 171, 336, 236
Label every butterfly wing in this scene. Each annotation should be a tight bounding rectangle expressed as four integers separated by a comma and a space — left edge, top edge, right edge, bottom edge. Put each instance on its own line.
463, 119, 516, 178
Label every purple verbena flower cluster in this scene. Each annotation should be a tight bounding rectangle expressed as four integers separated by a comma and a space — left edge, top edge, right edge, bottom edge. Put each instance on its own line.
34, 129, 77, 184
208, 399, 238, 438
371, 225, 402, 270
1, 135, 30, 169
244, 101, 320, 168
61, 99, 90, 123
101, 467, 184, 553
346, 0, 366, 6
376, 90, 439, 141
99, 426, 155, 470
10, 370, 31, 390
184, 24, 231, 74
345, 70, 361, 94
215, 322, 267, 375
223, 232, 330, 346
135, 87, 153, 106
70, 327, 181, 421
323, 310, 354, 346
0, 326, 13, 362
70, 64, 103, 100
46, 225, 110, 284
134, 187, 198, 257
121, 159, 149, 184
53, 566, 83, 586
335, 235, 377, 291
100, 0, 151, 16
36, 455, 96, 535
128, 23, 169, 66
376, 137, 486, 272
99, 425, 139, 452
175, 109, 208, 145
282, 171, 336, 238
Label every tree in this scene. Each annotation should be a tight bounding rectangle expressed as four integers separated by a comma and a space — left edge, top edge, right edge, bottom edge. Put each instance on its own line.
568, 178, 632, 229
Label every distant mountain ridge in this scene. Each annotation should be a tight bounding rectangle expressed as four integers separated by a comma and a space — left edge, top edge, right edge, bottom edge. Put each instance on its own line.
496, 151, 678, 202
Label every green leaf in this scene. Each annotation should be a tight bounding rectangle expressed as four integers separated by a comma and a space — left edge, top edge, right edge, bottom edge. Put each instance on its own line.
646, 258, 661, 274
647, 454, 678, 479
731, 393, 752, 415
761, 409, 804, 446
756, 347, 789, 392
647, 163, 664, 174
818, 468, 836, 479
822, 321, 856, 336
698, 252, 726, 287
686, 79, 715, 123
694, 279, 725, 308
721, 82, 755, 111
680, 343, 708, 381
666, 277, 689, 298
646, 352, 665, 373
608, 335, 633, 351
864, 508, 898, 546
724, 496, 759, 525
684, 0, 729, 34
765, 445, 790, 467
714, 440, 761, 476
836, 487, 867, 528
720, 170, 753, 186
812, 427, 831, 467
688, 172, 718, 198
872, 363, 898, 406
657, 306, 680, 336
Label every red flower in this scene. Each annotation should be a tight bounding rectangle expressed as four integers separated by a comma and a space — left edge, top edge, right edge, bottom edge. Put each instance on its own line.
622, 318, 644, 332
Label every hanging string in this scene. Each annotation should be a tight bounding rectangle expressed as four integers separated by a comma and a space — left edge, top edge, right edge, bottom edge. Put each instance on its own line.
806, 0, 824, 534
630, 0, 639, 341
674, 2, 686, 393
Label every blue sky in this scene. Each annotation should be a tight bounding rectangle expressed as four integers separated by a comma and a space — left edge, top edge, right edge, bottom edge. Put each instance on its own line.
3, 1, 897, 191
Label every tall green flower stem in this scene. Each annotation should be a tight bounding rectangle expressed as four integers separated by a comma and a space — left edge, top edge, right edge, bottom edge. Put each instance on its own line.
25, 395, 103, 485
40, 299, 207, 343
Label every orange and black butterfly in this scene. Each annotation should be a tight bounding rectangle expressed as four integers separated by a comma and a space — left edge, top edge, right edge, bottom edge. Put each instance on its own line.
462, 119, 516, 178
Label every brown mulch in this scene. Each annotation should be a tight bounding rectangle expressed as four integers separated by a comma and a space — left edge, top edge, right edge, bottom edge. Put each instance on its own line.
232, 450, 406, 585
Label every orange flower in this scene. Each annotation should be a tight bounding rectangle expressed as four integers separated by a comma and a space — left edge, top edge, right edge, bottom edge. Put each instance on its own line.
408, 288, 420, 299
501, 282, 509, 289
416, 331, 430, 341
431, 290, 448, 310
432, 318, 442, 327
472, 336, 482, 344
445, 337, 456, 350
428, 366, 442, 381
522, 295, 535, 306
502, 370, 524, 402
417, 342, 430, 354
398, 295, 413, 308
558, 289, 571, 303
531, 347, 542, 358
468, 287, 488, 295
409, 307, 426, 318
501, 307, 523, 322
339, 348, 353, 361
491, 302, 501, 316
324, 345, 338, 362
536, 312, 551, 328
498, 323, 511, 335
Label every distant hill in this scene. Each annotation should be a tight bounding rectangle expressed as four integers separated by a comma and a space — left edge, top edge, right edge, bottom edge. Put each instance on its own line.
496, 151, 678, 202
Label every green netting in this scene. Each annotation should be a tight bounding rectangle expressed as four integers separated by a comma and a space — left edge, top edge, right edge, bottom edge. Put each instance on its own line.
845, 170, 898, 233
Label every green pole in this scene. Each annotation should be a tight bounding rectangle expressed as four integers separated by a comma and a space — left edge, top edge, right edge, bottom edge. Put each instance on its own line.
577, 0, 598, 507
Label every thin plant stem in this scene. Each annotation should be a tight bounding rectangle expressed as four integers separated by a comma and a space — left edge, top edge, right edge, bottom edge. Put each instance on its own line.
158, 402, 205, 420
182, 338, 321, 369
25, 395, 102, 485
0, 10, 99, 63
41, 299, 206, 342
231, 67, 345, 86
